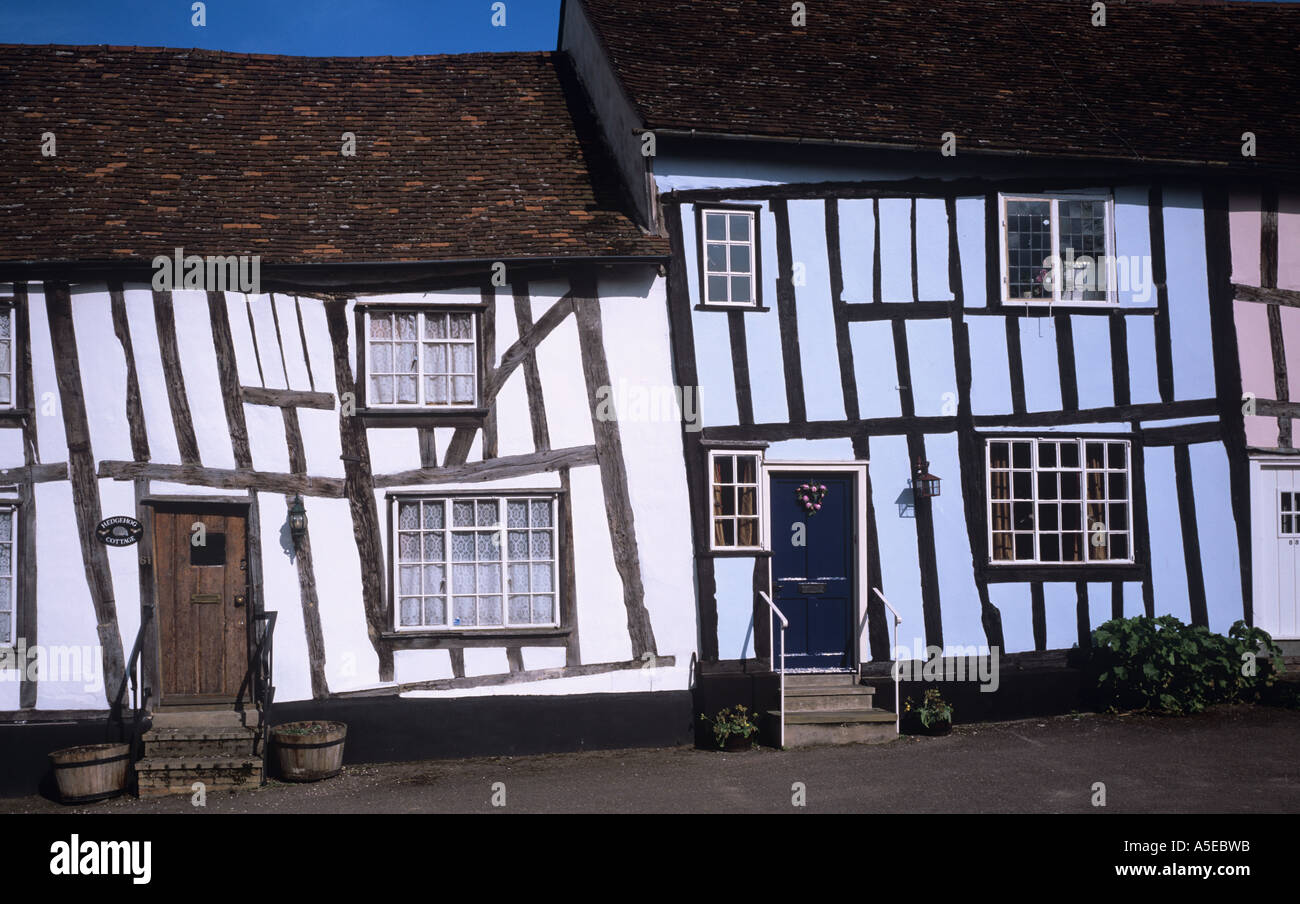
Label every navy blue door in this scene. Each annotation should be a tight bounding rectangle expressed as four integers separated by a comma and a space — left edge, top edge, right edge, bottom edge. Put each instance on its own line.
770, 473, 855, 670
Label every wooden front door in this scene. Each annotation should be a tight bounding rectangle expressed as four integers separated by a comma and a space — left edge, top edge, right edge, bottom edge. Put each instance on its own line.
770, 472, 856, 671
153, 509, 249, 702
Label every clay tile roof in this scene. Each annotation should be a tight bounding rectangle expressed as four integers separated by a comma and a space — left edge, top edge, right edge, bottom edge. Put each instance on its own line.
0, 45, 666, 265
577, 0, 1300, 178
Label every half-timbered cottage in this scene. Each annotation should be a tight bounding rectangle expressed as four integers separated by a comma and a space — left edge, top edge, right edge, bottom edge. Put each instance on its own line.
562, 0, 1300, 738
0, 45, 696, 793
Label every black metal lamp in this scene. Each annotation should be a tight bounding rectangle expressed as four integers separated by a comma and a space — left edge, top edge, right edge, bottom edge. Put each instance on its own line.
913, 458, 941, 499
287, 494, 308, 546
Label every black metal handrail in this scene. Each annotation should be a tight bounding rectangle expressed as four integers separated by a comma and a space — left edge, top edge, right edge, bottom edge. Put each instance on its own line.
107, 604, 154, 794
235, 610, 277, 785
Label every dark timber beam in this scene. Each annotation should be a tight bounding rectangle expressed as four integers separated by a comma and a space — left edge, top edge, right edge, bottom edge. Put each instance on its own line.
45, 282, 126, 704
282, 404, 329, 699
1173, 444, 1209, 627
325, 299, 393, 681
947, 195, 1005, 652
572, 273, 658, 659
151, 289, 201, 465
1149, 185, 1175, 404
512, 279, 552, 453
15, 283, 38, 709
333, 655, 677, 698
1232, 283, 1300, 308
207, 291, 253, 470
240, 386, 336, 410
771, 199, 807, 424
665, 202, 718, 661
1203, 184, 1253, 624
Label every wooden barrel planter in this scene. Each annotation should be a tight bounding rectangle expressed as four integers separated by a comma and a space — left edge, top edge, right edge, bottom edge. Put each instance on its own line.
271, 721, 347, 782
49, 743, 131, 804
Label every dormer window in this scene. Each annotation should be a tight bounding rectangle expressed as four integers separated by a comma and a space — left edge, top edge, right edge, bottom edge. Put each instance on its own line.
999, 193, 1116, 305
698, 207, 762, 308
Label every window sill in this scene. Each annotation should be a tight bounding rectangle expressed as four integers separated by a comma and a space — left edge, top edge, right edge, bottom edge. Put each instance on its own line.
982, 562, 1142, 582
706, 548, 772, 558
383, 628, 570, 650
356, 407, 488, 429
694, 303, 770, 314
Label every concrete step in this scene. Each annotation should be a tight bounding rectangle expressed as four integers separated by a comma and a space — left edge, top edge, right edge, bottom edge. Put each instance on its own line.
784, 684, 877, 712
141, 726, 258, 758
150, 708, 260, 730
769, 709, 898, 747
135, 756, 263, 798
783, 672, 858, 689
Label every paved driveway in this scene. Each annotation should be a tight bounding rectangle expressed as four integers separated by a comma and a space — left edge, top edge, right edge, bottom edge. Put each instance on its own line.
4, 705, 1297, 814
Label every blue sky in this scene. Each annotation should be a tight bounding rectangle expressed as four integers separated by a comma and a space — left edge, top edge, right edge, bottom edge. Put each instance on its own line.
0, 0, 563, 55
0, 0, 1290, 56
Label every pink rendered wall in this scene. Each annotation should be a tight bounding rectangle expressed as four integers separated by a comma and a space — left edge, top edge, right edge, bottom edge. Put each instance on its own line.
1230, 190, 1300, 448
1280, 193, 1300, 291
1230, 190, 1261, 285
1236, 300, 1279, 448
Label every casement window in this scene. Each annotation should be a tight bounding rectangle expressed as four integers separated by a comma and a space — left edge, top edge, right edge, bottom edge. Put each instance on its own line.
987, 438, 1133, 564
1000, 194, 1116, 304
1280, 492, 1300, 537
0, 305, 15, 409
0, 505, 14, 645
699, 208, 760, 307
394, 496, 558, 631
365, 310, 478, 408
709, 449, 763, 550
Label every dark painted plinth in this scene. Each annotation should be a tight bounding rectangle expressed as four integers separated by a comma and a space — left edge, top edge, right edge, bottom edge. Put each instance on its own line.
0, 690, 693, 799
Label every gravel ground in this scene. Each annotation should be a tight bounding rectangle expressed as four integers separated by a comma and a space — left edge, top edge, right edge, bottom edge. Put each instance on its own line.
4, 704, 1297, 814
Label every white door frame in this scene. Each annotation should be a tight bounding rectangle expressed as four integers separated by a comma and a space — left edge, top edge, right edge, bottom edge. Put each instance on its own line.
761, 460, 870, 670
1251, 455, 1300, 640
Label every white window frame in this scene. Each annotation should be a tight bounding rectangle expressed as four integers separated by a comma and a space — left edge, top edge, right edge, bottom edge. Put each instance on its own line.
985, 437, 1135, 566
999, 193, 1117, 306
0, 305, 16, 411
363, 308, 479, 409
1279, 489, 1300, 538
700, 208, 759, 307
708, 448, 765, 551
0, 503, 15, 647
392, 495, 559, 632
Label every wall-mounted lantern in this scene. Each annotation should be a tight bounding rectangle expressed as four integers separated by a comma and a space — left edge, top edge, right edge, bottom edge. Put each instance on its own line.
287, 494, 308, 547
913, 458, 941, 500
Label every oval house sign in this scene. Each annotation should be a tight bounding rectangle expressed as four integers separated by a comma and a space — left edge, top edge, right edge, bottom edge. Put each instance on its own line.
96, 516, 143, 547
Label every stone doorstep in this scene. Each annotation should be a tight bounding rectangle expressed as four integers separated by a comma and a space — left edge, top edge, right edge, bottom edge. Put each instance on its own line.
135, 757, 264, 798
136, 756, 263, 771
784, 685, 878, 712
769, 709, 899, 747
148, 709, 261, 730
782, 672, 859, 688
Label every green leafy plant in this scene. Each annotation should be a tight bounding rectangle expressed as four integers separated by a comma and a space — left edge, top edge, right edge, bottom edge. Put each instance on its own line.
700, 705, 760, 749
1084, 616, 1285, 715
903, 688, 954, 728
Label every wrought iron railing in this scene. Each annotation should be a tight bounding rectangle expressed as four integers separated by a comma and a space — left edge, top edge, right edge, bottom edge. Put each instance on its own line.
872, 588, 903, 735
235, 610, 277, 785
107, 603, 154, 793
758, 591, 788, 749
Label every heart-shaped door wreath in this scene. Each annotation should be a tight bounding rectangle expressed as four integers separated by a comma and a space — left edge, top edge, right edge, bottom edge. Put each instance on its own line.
796, 480, 828, 517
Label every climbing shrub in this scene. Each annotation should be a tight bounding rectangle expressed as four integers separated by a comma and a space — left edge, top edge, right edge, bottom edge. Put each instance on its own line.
1083, 615, 1284, 714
